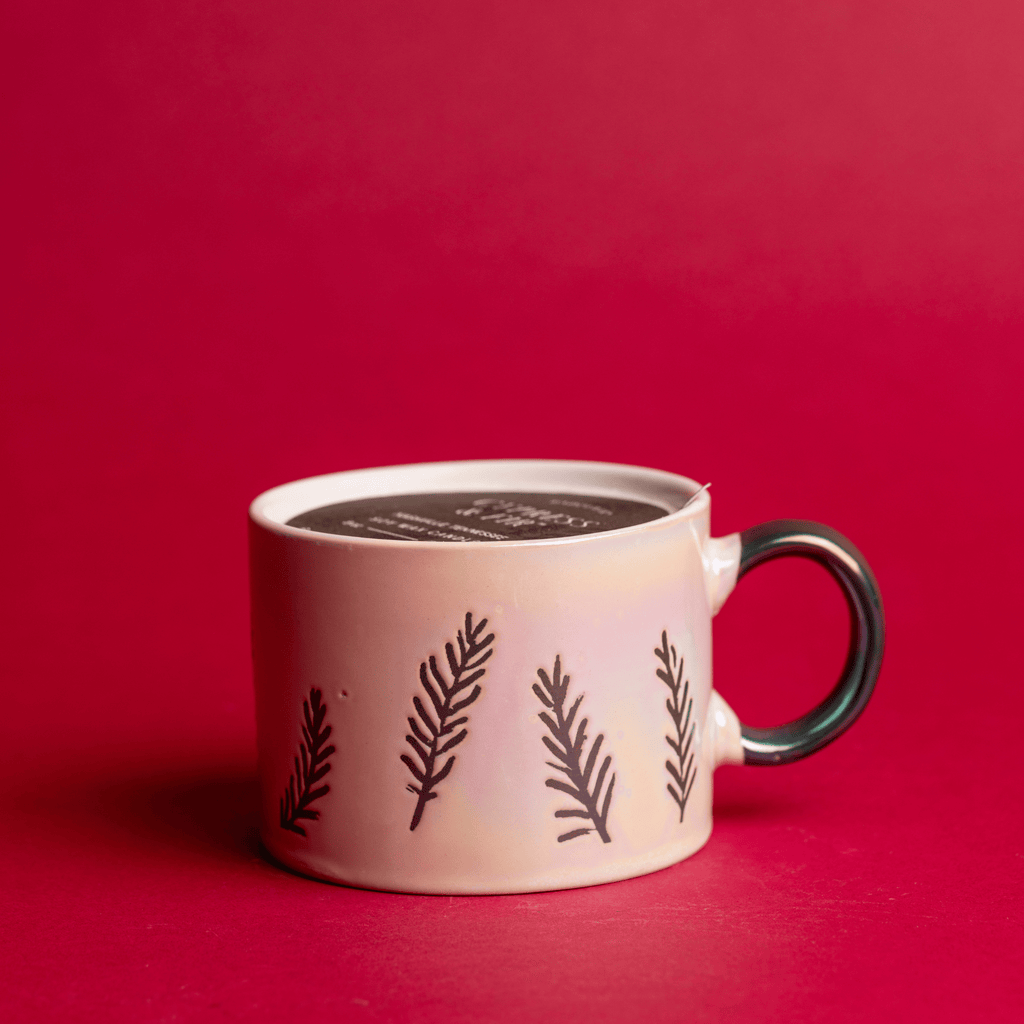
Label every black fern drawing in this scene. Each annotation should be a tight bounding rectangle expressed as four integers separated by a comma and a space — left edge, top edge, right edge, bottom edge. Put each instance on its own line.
655, 631, 697, 823
532, 656, 615, 843
402, 612, 495, 831
279, 687, 336, 836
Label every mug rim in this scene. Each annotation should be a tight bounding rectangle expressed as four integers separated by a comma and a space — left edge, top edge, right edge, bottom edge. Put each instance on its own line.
249, 459, 710, 549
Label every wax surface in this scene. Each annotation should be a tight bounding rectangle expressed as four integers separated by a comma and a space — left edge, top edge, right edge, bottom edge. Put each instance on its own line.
287, 490, 668, 541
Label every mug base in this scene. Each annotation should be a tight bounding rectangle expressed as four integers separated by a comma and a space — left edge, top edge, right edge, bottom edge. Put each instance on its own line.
260, 821, 715, 895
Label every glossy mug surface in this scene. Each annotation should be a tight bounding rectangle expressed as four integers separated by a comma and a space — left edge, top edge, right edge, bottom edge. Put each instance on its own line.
249, 460, 884, 894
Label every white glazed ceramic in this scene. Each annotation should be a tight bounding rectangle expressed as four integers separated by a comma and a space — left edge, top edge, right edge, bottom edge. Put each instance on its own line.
249, 460, 883, 894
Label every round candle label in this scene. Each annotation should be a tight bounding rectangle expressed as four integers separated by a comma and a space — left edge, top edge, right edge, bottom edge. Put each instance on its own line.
287, 491, 669, 542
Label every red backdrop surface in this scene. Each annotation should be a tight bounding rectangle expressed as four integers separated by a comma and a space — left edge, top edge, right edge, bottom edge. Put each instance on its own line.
3, 2, 1022, 1022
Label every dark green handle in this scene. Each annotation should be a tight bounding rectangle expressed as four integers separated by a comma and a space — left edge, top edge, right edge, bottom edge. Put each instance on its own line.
737, 520, 885, 765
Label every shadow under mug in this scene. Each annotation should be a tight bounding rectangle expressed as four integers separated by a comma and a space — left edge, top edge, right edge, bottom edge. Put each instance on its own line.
249, 460, 884, 894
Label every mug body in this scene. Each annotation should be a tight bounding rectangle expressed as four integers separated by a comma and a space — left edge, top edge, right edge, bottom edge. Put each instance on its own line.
249, 460, 742, 894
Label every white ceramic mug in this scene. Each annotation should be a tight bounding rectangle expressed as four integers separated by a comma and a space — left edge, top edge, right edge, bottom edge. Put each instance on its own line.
249, 460, 884, 894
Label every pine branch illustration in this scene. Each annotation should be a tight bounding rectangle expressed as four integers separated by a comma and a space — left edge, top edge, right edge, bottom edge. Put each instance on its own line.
402, 612, 495, 831
532, 655, 615, 843
655, 631, 697, 823
279, 687, 336, 837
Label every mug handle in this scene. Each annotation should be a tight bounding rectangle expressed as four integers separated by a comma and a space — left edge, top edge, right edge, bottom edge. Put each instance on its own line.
733, 520, 885, 765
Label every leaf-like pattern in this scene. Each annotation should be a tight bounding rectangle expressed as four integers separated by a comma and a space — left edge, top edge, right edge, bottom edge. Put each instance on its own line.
279, 688, 336, 837
402, 612, 494, 831
533, 656, 615, 843
655, 631, 697, 823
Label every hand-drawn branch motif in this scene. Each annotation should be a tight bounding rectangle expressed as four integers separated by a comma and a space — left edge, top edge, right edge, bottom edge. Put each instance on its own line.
655, 630, 696, 823
401, 612, 495, 831
279, 687, 336, 836
532, 656, 615, 843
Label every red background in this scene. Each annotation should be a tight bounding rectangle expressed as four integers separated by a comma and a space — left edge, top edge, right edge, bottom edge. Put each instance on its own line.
3, 2, 1022, 1021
